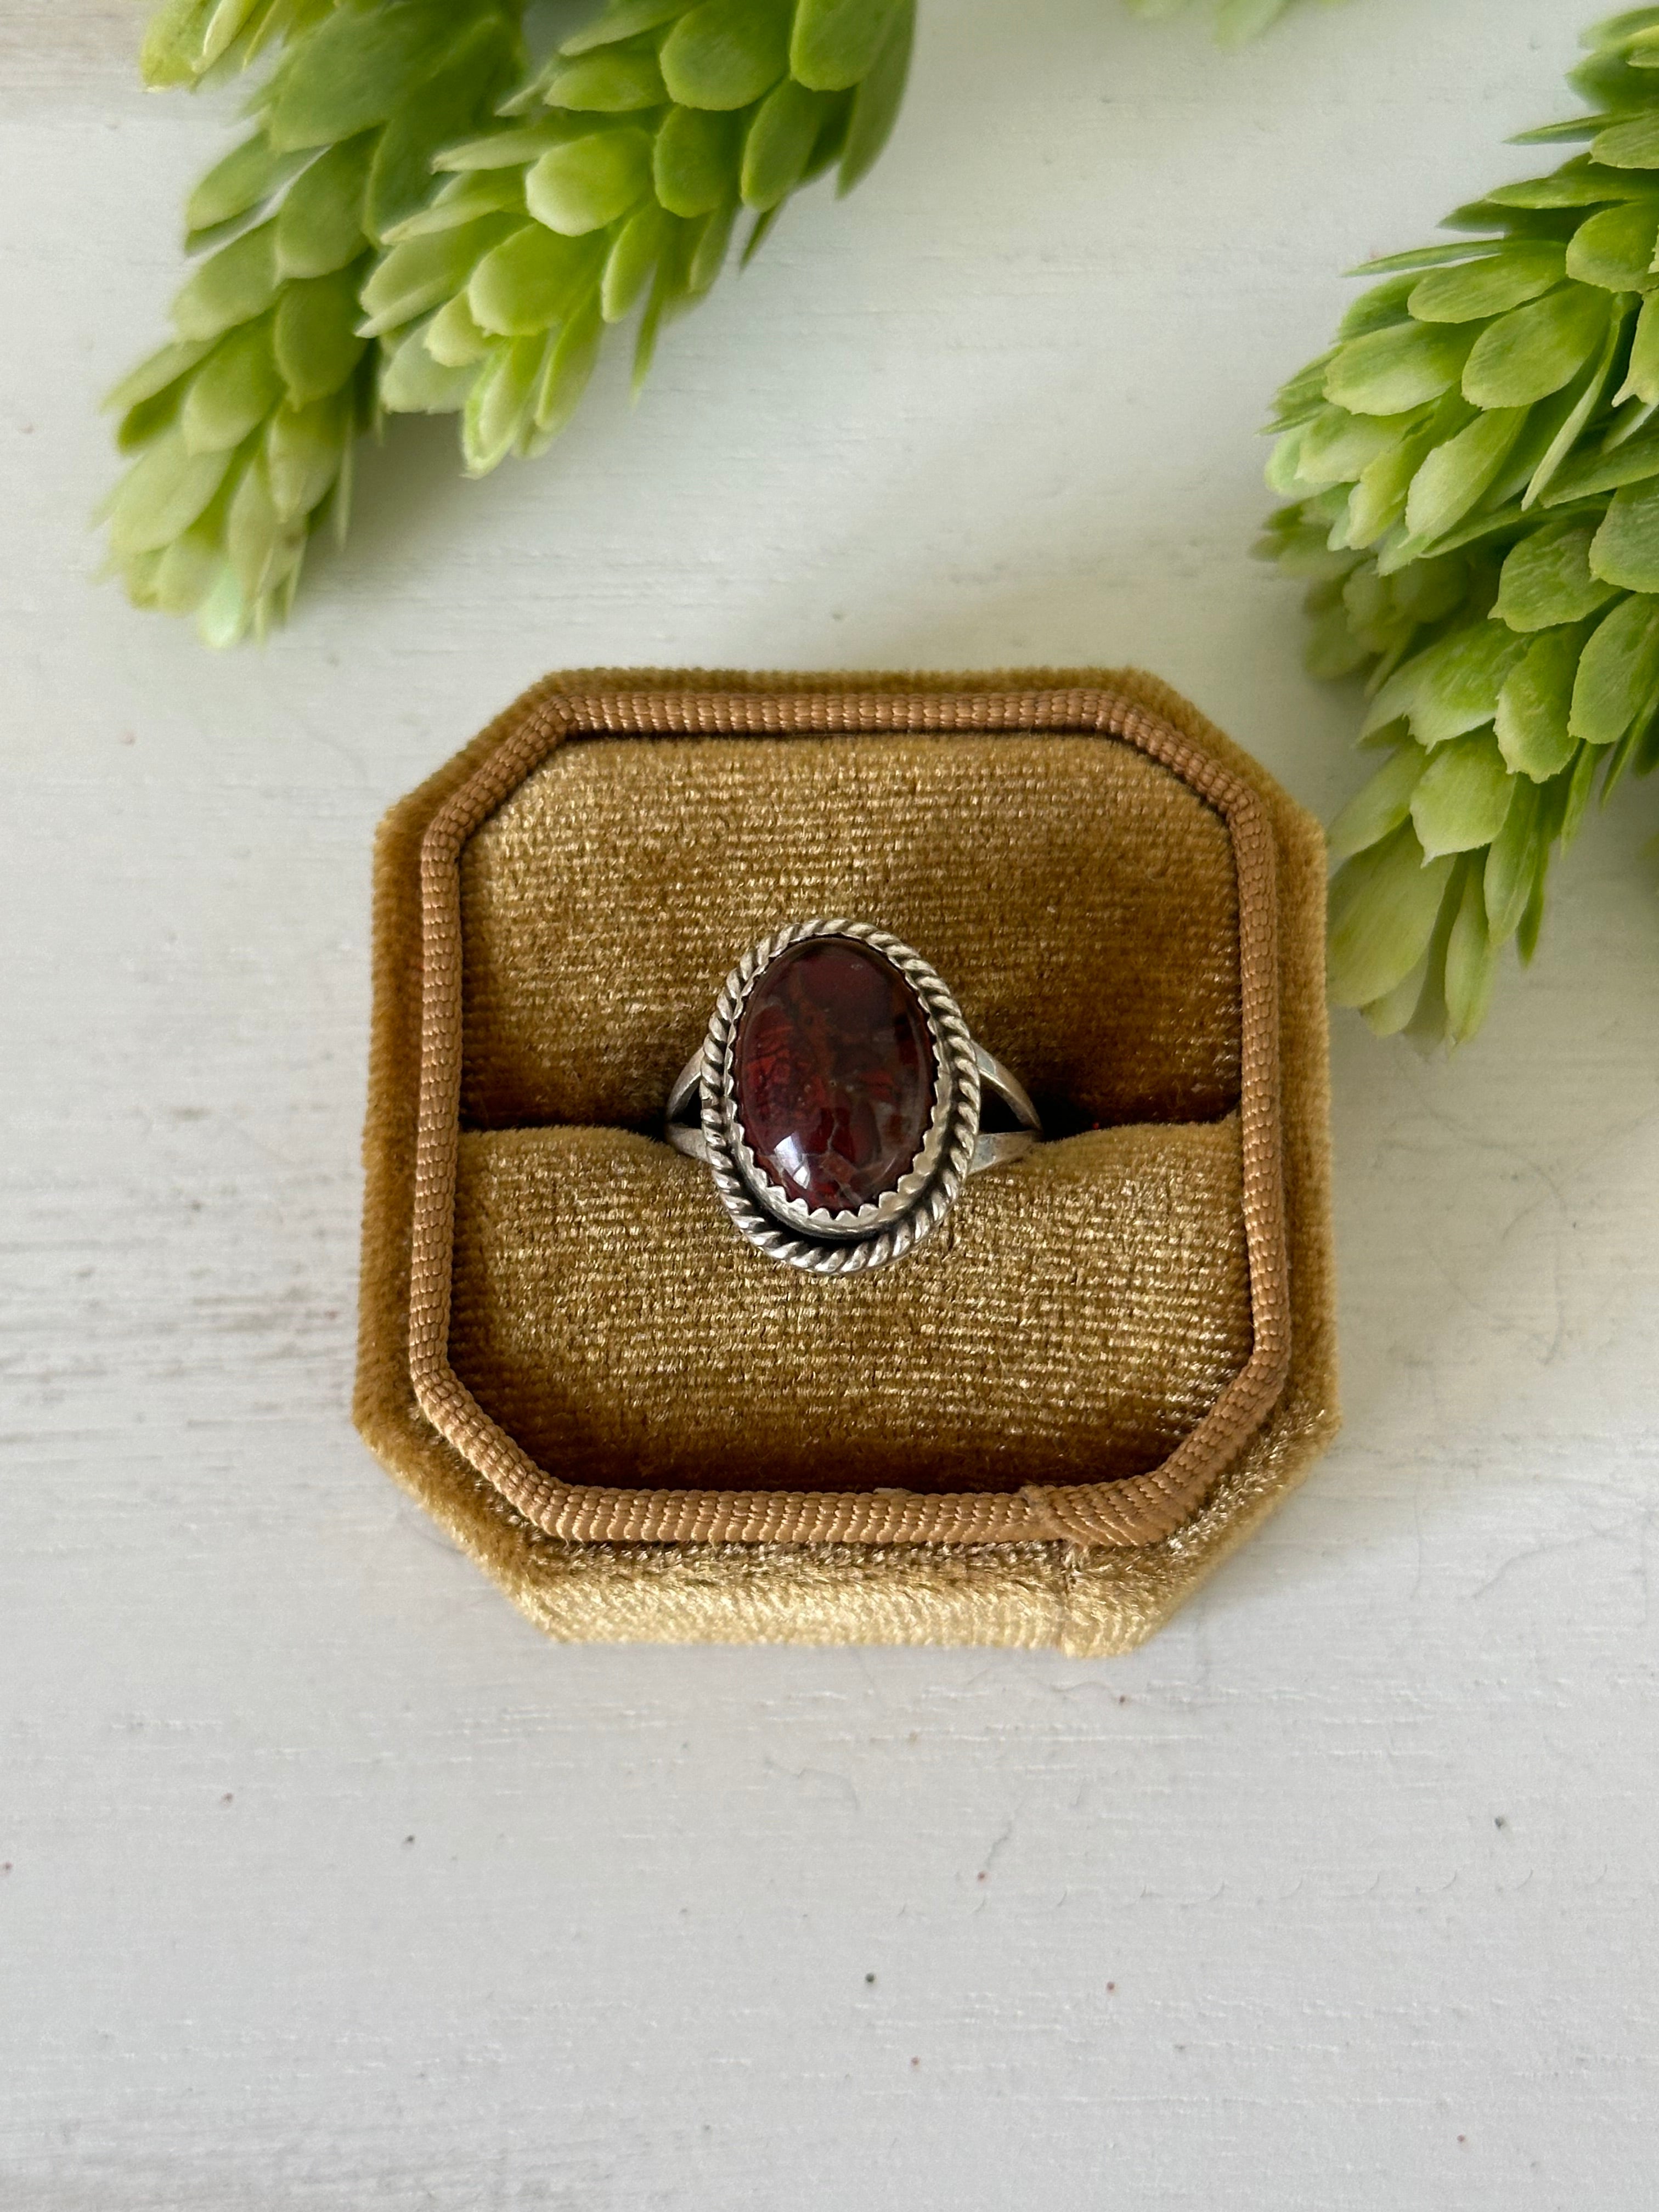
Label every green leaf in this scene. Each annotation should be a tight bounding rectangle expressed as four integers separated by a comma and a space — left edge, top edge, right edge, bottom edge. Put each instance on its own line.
104, 337, 215, 419
207, 0, 280, 74
1444, 860, 1497, 1043
1395, 880, 1460, 1045
194, 562, 250, 651
364, 15, 521, 241
560, 0, 684, 57
1337, 273, 1417, 342
1589, 474, 1659, 588
1340, 565, 1403, 656
1496, 521, 1622, 628
112, 380, 188, 456
541, 40, 667, 111
1495, 624, 1587, 777
1523, 306, 1629, 502
180, 318, 283, 452
790, 0, 899, 91
1364, 621, 1529, 747
686, 196, 737, 291
226, 450, 294, 601
1590, 106, 1659, 167
631, 218, 690, 391
1570, 591, 1659, 742
1540, 425, 1659, 505
1565, 194, 1659, 289
1291, 405, 1419, 490
267, 1, 460, 154
741, 78, 834, 210
1511, 769, 1568, 962
142, 0, 224, 87
186, 132, 304, 242
172, 219, 279, 341
265, 394, 349, 518
1487, 160, 1654, 210
1304, 603, 1374, 681
462, 331, 545, 473
468, 223, 607, 336
1349, 244, 1503, 278
379, 321, 478, 412
423, 291, 492, 365
1561, 739, 1599, 841
1408, 245, 1566, 324
1327, 743, 1429, 862
275, 136, 375, 280
601, 200, 667, 320
1340, 422, 1441, 548
1601, 715, 1645, 800
151, 527, 226, 619
434, 123, 577, 173
1260, 507, 1351, 578
1483, 773, 1544, 942
1516, 870, 1549, 964
1622, 290, 1659, 400
383, 168, 527, 240
357, 215, 517, 337
1404, 407, 1527, 546
799, 87, 855, 188
1329, 589, 1395, 681
1411, 729, 1517, 857
110, 380, 202, 495
659, 0, 791, 111
1392, 551, 1475, 628
1271, 353, 1336, 431
106, 425, 234, 556
1328, 820, 1457, 1008
1463, 284, 1610, 407
526, 129, 654, 234
1264, 424, 1310, 500
838, 0, 911, 193
1606, 387, 1659, 449
1324, 321, 1475, 417
273, 267, 367, 403
531, 292, 604, 439
1360, 952, 1432, 1037
1511, 115, 1610, 144
653, 105, 741, 217
1580, 14, 1659, 54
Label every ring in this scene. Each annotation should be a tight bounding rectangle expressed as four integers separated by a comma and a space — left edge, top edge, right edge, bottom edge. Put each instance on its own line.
665, 919, 1042, 1274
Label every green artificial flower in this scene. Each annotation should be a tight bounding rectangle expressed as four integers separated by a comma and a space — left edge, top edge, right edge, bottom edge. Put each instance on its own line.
1263, 10, 1659, 1043
104, 0, 526, 643
110, 0, 1347, 645
371, 0, 915, 475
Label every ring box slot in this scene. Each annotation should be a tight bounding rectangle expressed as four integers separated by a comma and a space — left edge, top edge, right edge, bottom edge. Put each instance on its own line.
449, 730, 1250, 1499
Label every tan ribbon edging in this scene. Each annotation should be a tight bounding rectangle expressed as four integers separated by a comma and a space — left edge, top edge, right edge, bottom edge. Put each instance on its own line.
408, 687, 1289, 1547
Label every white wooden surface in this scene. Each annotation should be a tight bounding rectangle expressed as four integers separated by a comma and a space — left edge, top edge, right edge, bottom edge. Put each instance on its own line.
4, 2, 1657, 2204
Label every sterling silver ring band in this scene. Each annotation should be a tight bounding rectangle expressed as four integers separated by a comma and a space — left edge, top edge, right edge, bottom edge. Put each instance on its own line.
665, 919, 1042, 1275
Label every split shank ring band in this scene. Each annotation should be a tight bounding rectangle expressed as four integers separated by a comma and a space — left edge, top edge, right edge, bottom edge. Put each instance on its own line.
665, 920, 1042, 1274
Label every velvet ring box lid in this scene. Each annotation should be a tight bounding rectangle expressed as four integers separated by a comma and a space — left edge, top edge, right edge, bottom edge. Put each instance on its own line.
354, 668, 1339, 1654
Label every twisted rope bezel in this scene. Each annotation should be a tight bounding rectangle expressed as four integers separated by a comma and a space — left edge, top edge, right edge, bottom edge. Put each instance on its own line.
698, 920, 983, 1276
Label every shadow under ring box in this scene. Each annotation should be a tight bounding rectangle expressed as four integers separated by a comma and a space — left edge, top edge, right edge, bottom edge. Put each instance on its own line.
355, 668, 1338, 1654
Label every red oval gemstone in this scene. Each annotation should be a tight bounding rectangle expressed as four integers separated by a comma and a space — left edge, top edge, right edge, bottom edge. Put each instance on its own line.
732, 939, 936, 1216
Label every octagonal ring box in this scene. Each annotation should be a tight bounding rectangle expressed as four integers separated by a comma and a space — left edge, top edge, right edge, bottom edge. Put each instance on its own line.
354, 668, 1338, 1655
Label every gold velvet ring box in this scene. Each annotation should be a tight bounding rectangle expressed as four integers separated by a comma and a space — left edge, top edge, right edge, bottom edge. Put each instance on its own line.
354, 668, 1339, 1654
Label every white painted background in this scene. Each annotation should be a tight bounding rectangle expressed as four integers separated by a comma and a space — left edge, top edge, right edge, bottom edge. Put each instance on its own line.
4, 1, 1656, 2204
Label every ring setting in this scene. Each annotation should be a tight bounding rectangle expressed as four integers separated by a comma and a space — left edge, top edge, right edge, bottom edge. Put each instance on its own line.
666, 920, 1041, 1274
